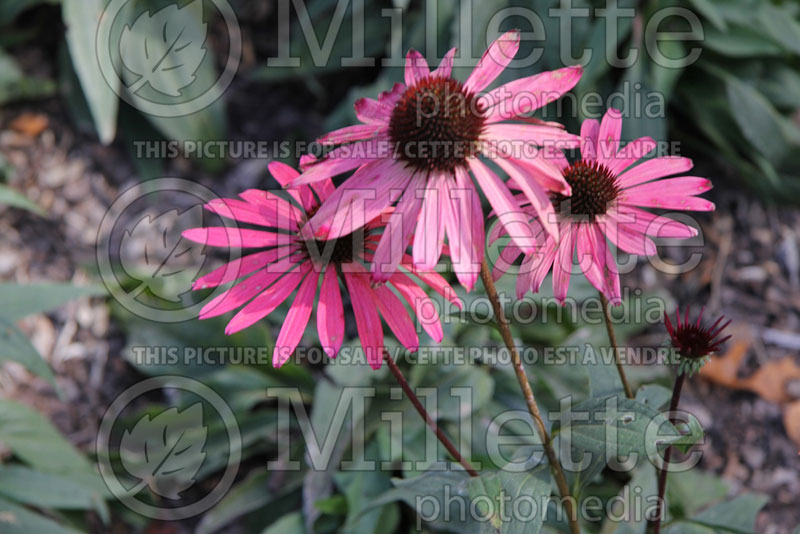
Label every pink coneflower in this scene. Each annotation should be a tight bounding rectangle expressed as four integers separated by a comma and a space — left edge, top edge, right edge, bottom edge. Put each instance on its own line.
290, 30, 583, 290
492, 108, 715, 303
182, 162, 461, 369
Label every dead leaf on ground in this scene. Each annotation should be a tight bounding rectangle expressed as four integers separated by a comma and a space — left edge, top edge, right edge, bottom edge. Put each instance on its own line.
9, 113, 49, 137
783, 401, 800, 450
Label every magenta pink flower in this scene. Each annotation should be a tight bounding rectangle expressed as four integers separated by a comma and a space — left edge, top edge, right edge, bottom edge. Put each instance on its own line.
290, 30, 583, 291
492, 108, 715, 303
182, 162, 462, 370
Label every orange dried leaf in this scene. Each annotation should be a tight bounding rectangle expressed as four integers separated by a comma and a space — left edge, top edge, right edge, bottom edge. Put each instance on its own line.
9, 113, 49, 137
783, 401, 800, 449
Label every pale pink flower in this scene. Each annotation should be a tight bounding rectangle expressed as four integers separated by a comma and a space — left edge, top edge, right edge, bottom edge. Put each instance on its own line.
290, 30, 583, 290
491, 108, 715, 303
182, 162, 461, 369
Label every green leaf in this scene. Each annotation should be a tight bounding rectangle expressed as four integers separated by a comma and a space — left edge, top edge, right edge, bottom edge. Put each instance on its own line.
756, 4, 800, 55
0, 318, 58, 390
0, 48, 56, 105
260, 512, 304, 534
63, 0, 119, 144
0, 465, 108, 516
555, 398, 680, 493
692, 494, 769, 533
667, 469, 728, 517
635, 385, 672, 411
704, 25, 783, 57
687, 0, 727, 31
335, 467, 398, 534
0, 283, 106, 322
119, 0, 227, 172
368, 469, 476, 532
0, 184, 43, 215
0, 399, 94, 475
467, 467, 552, 534
0, 496, 83, 534
726, 77, 788, 162
600, 464, 657, 534
195, 471, 301, 534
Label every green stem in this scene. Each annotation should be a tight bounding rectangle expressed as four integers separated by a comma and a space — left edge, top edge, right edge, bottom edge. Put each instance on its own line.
651, 371, 687, 534
383, 351, 479, 477
480, 260, 580, 534
599, 292, 634, 399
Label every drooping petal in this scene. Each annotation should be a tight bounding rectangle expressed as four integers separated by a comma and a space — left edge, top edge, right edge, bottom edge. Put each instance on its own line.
528, 234, 558, 294
588, 224, 621, 303
606, 137, 656, 176
607, 206, 698, 239
596, 108, 623, 166
482, 65, 583, 122
597, 212, 657, 256
291, 138, 389, 186
374, 285, 419, 351
192, 245, 298, 290
354, 97, 394, 124
317, 124, 386, 146
268, 161, 312, 209
441, 173, 480, 291
616, 156, 694, 189
372, 173, 426, 282
238, 189, 305, 226
463, 30, 520, 93
344, 266, 385, 369
224, 263, 311, 334
492, 156, 559, 241
401, 254, 463, 310
273, 271, 319, 367
182, 227, 290, 248
576, 223, 604, 293
200, 255, 303, 319
307, 159, 412, 239
405, 49, 430, 85
469, 158, 536, 253
390, 272, 443, 343
623, 176, 712, 199
317, 265, 345, 358
492, 241, 523, 281
483, 123, 581, 148
205, 197, 299, 231
455, 166, 485, 277
412, 174, 446, 270
553, 223, 577, 303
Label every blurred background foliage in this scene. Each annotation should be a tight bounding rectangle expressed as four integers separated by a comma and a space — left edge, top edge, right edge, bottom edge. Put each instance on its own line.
0, 0, 789, 532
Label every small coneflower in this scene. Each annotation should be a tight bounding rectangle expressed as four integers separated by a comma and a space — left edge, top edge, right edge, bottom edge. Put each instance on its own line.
290, 30, 583, 290
665, 306, 731, 375
182, 162, 461, 369
492, 108, 715, 303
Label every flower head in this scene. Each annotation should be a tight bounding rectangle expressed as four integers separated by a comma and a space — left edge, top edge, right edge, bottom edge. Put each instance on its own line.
665, 306, 731, 375
182, 162, 461, 370
492, 108, 715, 303
291, 30, 583, 291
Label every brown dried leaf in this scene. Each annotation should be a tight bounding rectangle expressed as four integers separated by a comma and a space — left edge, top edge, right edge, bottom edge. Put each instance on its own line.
9, 113, 49, 137
783, 401, 800, 449
743, 358, 800, 404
